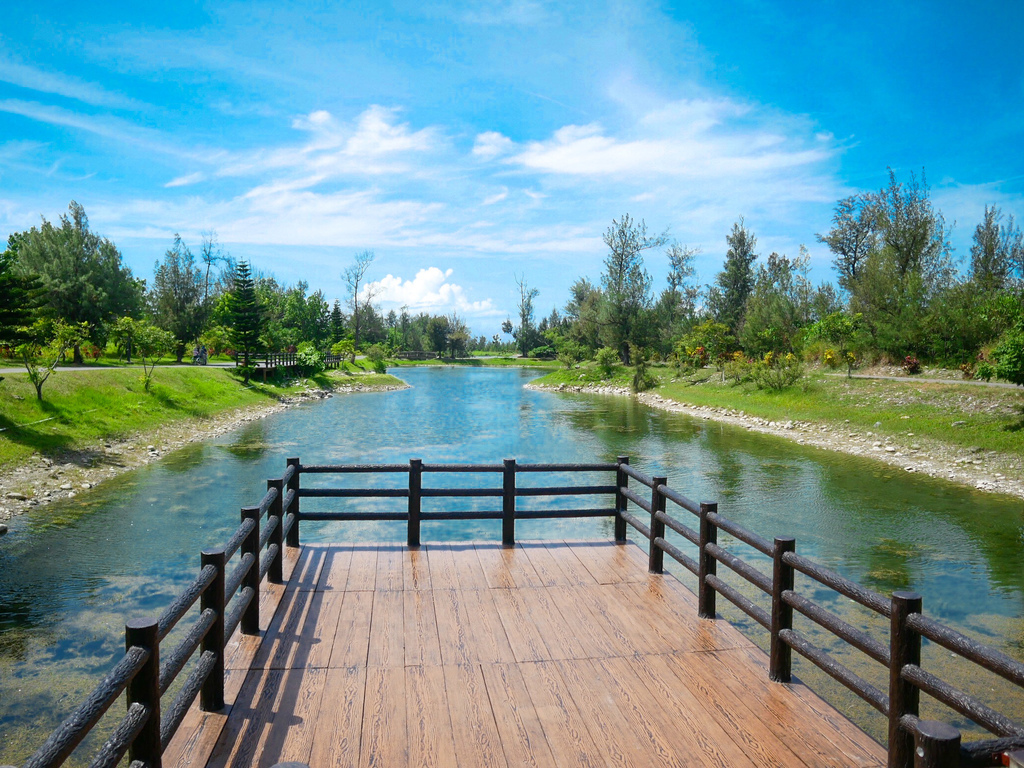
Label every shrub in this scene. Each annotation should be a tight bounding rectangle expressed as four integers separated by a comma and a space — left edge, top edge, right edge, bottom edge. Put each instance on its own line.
529, 345, 556, 358
976, 361, 996, 382
959, 362, 975, 380
822, 348, 839, 369
365, 344, 388, 374
630, 346, 657, 392
595, 347, 618, 378
724, 356, 753, 386
556, 341, 586, 370
751, 352, 803, 391
296, 341, 326, 375
991, 323, 1024, 386
903, 355, 921, 374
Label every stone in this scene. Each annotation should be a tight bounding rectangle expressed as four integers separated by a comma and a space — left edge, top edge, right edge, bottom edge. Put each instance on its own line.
4, 492, 28, 500
0, 523, 7, 536
60, 483, 73, 490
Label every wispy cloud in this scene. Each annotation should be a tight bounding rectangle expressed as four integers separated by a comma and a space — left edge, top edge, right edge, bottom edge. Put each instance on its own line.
165, 172, 205, 188
0, 56, 144, 110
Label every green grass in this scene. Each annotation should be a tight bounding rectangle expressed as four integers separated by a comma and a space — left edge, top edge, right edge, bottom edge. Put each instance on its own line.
0, 367, 404, 466
534, 363, 1024, 458
389, 356, 559, 369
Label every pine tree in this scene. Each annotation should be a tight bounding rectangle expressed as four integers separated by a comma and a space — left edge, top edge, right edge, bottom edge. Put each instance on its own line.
225, 261, 264, 382
708, 218, 758, 336
330, 300, 346, 343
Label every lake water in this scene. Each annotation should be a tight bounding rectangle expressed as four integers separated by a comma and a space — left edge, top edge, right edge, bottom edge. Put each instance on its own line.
1, 366, 1021, 761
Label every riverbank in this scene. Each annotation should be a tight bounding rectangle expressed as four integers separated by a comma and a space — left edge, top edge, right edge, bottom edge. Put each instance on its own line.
528, 372, 1024, 501
0, 369, 408, 522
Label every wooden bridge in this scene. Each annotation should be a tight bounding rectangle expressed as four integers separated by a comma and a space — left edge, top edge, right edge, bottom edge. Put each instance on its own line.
19, 459, 1024, 768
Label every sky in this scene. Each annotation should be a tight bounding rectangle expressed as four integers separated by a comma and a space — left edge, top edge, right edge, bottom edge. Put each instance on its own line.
1, 0, 1023, 335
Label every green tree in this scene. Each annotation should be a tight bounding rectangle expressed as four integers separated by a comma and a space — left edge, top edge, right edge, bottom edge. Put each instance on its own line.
343, 250, 376, 349
739, 249, 813, 356
808, 311, 863, 377
0, 240, 41, 345
600, 214, 666, 364
152, 234, 206, 362
513, 274, 539, 357
426, 315, 450, 358
969, 206, 1022, 292
330, 300, 346, 344
13, 202, 144, 362
991, 322, 1024, 386
132, 320, 175, 391
707, 218, 758, 336
225, 261, 264, 382
16, 319, 88, 400
563, 277, 603, 351
816, 194, 878, 292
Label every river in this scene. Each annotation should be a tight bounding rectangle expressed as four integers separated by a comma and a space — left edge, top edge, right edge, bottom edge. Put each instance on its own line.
0, 366, 1021, 762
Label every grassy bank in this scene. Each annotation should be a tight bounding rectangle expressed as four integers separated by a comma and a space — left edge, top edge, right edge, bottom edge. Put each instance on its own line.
0, 367, 405, 467
389, 356, 559, 369
533, 363, 1024, 458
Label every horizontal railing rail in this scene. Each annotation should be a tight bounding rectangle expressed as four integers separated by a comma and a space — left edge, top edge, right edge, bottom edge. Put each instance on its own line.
23, 455, 1024, 768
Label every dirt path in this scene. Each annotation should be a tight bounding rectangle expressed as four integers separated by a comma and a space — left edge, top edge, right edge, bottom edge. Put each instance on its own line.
528, 382, 1024, 501
0, 380, 408, 524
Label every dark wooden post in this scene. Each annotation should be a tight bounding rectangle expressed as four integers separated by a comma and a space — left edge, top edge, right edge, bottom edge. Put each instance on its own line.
240, 507, 260, 635
286, 458, 300, 547
614, 456, 629, 543
889, 591, 923, 768
648, 476, 667, 573
408, 458, 422, 548
267, 479, 284, 584
200, 549, 226, 711
125, 618, 161, 768
770, 536, 796, 682
912, 720, 960, 768
698, 501, 718, 619
502, 458, 516, 547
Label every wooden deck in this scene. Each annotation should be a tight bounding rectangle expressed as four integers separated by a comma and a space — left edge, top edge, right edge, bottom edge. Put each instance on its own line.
164, 540, 886, 768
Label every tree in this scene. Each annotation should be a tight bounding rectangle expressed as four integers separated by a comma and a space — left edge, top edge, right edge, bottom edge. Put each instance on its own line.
513, 274, 539, 357
426, 315, 450, 358
0, 240, 41, 345
152, 234, 206, 362
991, 322, 1024, 386
872, 169, 952, 285
132, 320, 175, 391
330, 300, 346, 344
225, 261, 264, 382
564, 277, 602, 351
970, 206, 1022, 291
707, 218, 758, 337
13, 202, 144, 362
17, 319, 88, 400
343, 250, 377, 349
816, 194, 878, 292
739, 249, 814, 356
199, 231, 228, 304
600, 214, 666, 364
808, 311, 863, 377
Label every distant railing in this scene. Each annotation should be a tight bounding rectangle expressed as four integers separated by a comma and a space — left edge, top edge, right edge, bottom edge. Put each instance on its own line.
233, 352, 346, 370
20, 456, 1024, 768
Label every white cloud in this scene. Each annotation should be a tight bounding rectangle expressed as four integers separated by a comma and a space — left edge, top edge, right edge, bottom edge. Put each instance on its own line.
0, 57, 143, 110
165, 172, 205, 188
483, 188, 508, 205
364, 267, 499, 316
472, 131, 515, 160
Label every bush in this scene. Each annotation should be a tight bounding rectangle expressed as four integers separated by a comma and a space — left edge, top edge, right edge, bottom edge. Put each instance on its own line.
529, 345, 556, 358
903, 355, 921, 375
556, 341, 586, 370
296, 342, 326, 375
630, 346, 657, 392
959, 362, 975, 380
595, 347, 618, 378
976, 361, 996, 382
822, 348, 840, 369
991, 323, 1024, 386
724, 353, 753, 385
751, 352, 803, 391
365, 344, 388, 374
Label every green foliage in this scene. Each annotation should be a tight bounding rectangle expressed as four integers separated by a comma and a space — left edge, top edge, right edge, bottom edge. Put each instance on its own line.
991, 323, 1024, 386
751, 351, 804, 391
630, 346, 657, 392
555, 340, 586, 370
678, 320, 734, 376
529, 345, 555, 358
296, 341, 327, 375
16, 319, 89, 400
152, 235, 207, 362
595, 347, 619, 377
132, 321, 175, 391
707, 218, 757, 335
365, 344, 388, 373
225, 261, 264, 381
0, 244, 42, 345
331, 338, 356, 363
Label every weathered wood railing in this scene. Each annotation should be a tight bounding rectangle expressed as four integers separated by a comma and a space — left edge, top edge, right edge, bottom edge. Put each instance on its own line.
20, 456, 1024, 768
233, 351, 346, 370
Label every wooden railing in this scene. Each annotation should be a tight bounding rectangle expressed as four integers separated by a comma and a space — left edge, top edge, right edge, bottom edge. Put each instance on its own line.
20, 456, 1024, 768
233, 352, 346, 370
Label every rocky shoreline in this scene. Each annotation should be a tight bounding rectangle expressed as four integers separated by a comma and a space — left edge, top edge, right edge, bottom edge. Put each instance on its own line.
0, 380, 409, 526
527, 382, 1024, 501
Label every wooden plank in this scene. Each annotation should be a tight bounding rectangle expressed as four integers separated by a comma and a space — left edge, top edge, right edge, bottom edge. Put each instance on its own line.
406, 665, 458, 768
346, 544, 378, 591
522, 587, 590, 661
622, 580, 754, 652
462, 587, 515, 663
450, 542, 489, 589
518, 542, 576, 587
545, 586, 623, 659
251, 588, 318, 669
475, 542, 544, 589
442, 663, 507, 767
564, 540, 648, 585
301, 592, 344, 669
360, 666, 408, 768
482, 662, 558, 767
518, 660, 605, 768
316, 543, 354, 592
541, 540, 595, 585
427, 544, 460, 591
404, 589, 442, 667
376, 542, 405, 591
309, 666, 367, 768
286, 544, 328, 592
432, 587, 473, 666
568, 586, 643, 657
328, 589, 373, 668
586, 584, 673, 656
404, 546, 432, 591
491, 588, 551, 663
367, 588, 406, 668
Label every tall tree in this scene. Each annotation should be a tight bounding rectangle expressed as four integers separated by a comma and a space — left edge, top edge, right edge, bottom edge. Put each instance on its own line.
343, 250, 377, 349
816, 194, 878, 292
152, 234, 206, 362
707, 218, 758, 336
13, 201, 144, 362
225, 261, 264, 382
513, 274, 539, 357
970, 206, 1021, 291
330, 300, 346, 343
600, 214, 666, 363
0, 238, 41, 345
199, 231, 228, 304
872, 169, 953, 285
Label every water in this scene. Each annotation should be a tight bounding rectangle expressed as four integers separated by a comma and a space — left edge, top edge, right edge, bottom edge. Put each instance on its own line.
1, 366, 1022, 761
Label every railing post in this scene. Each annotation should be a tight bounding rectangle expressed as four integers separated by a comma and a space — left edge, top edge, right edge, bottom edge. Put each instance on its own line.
698, 501, 718, 619
200, 548, 226, 711
408, 458, 422, 548
912, 720, 960, 768
286, 458, 300, 547
889, 591, 923, 768
125, 618, 161, 768
648, 476, 667, 573
502, 458, 516, 547
614, 455, 629, 543
267, 479, 284, 584
240, 507, 260, 635
770, 536, 796, 682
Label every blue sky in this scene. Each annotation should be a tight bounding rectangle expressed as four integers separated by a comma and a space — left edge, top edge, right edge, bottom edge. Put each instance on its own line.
2, 1, 1022, 335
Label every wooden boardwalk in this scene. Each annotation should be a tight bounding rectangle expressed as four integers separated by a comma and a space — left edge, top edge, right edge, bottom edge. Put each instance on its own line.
164, 540, 886, 768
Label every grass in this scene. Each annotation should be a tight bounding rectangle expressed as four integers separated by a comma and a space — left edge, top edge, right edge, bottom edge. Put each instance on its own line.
0, 367, 404, 467
389, 356, 560, 369
534, 363, 1024, 458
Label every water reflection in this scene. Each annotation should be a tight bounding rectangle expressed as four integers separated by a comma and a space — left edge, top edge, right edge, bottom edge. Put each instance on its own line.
0, 366, 1021, 762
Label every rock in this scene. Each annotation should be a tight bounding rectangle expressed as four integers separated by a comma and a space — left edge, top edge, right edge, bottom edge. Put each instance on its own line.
60, 483, 73, 490
148, 445, 156, 450
81, 483, 92, 489
951, 421, 966, 427
0, 523, 7, 536
4, 492, 28, 500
